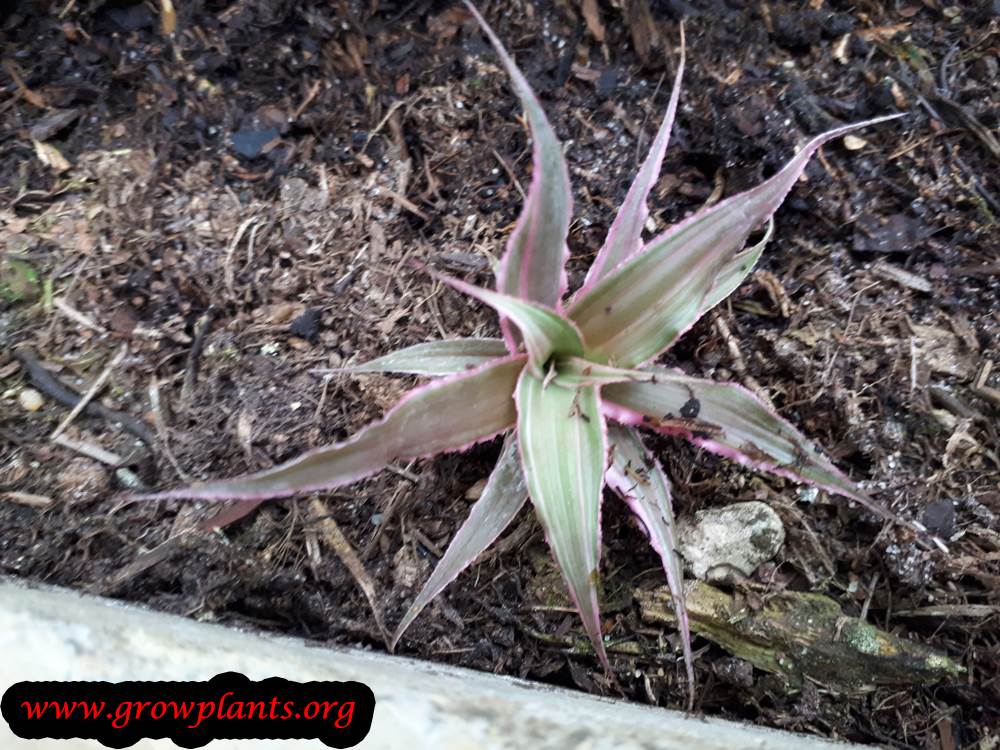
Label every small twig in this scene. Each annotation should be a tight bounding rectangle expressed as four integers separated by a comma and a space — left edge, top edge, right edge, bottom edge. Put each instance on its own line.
224, 218, 256, 297
860, 571, 880, 622
2, 492, 53, 508
181, 305, 217, 402
148, 374, 191, 482
383, 189, 429, 222
385, 461, 420, 484
971, 360, 1000, 410
308, 498, 390, 648
361, 100, 405, 155
362, 481, 408, 560
54, 297, 106, 333
50, 343, 127, 440
928, 387, 987, 423
52, 434, 125, 466
2, 59, 46, 107
491, 148, 525, 200
711, 312, 768, 402
410, 527, 443, 558
753, 270, 792, 317
291, 79, 322, 120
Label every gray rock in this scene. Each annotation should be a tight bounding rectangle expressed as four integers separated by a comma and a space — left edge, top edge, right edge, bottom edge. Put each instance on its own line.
678, 501, 785, 581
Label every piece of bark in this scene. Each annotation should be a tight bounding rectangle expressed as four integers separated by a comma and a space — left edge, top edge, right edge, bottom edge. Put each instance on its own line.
637, 581, 964, 689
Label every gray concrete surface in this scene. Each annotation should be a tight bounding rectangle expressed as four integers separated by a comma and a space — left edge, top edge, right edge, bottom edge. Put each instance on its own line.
0, 579, 856, 749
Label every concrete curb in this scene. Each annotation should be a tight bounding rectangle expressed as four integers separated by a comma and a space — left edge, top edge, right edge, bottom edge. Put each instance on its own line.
0, 579, 857, 749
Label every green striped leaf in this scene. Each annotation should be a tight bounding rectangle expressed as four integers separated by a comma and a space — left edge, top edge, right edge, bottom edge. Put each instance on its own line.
132, 356, 525, 502
551, 356, 657, 389
392, 433, 527, 649
603, 368, 921, 534
437, 274, 583, 377
464, 2, 572, 338
332, 338, 509, 377
606, 424, 693, 708
515, 369, 611, 672
569, 115, 903, 368
700, 217, 774, 315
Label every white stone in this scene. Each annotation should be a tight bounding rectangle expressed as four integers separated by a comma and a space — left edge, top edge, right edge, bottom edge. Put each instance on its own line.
678, 501, 786, 581
18, 388, 43, 412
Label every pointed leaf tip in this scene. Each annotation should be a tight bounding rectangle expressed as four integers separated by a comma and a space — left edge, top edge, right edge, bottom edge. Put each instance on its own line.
463, 1, 572, 322
133, 356, 524, 503
392, 434, 527, 650
516, 369, 612, 674
604, 368, 917, 530
582, 24, 686, 288
571, 113, 904, 368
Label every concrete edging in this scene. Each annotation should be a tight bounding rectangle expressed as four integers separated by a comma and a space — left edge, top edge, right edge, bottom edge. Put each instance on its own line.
0, 579, 857, 749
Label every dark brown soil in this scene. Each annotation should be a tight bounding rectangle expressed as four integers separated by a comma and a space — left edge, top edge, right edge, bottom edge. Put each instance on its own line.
2, 1, 998, 746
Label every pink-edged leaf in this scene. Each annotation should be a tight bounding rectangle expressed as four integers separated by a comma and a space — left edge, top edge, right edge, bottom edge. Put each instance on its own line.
324, 338, 509, 377
581, 27, 685, 288
515, 369, 612, 672
606, 424, 694, 708
436, 273, 583, 377
132, 356, 525, 502
602, 368, 929, 537
699, 217, 774, 316
391, 433, 527, 650
464, 2, 572, 334
570, 114, 904, 368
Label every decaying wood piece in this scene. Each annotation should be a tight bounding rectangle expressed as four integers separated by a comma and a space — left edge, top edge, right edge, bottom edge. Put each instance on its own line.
637, 582, 964, 689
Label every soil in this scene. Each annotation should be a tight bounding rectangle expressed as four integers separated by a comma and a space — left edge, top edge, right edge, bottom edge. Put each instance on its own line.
2, 1, 998, 746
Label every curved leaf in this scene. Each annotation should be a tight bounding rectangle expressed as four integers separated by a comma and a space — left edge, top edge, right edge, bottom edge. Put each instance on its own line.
132, 356, 526, 502
392, 433, 528, 649
581, 26, 685, 289
569, 114, 904, 368
464, 2, 572, 339
516, 369, 611, 673
603, 368, 924, 534
437, 273, 583, 376
329, 338, 509, 377
605, 424, 694, 708
699, 217, 774, 315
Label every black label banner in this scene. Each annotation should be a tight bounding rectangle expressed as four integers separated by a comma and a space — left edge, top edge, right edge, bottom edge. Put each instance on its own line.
2, 672, 375, 748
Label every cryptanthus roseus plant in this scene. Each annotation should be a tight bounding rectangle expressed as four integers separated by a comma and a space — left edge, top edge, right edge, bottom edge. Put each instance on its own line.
139, 2, 929, 701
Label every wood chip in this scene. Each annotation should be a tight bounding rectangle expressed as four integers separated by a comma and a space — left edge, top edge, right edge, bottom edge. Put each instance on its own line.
625, 0, 658, 64
2, 491, 53, 508
843, 134, 868, 151
871, 260, 932, 292
52, 434, 124, 466
32, 139, 71, 174
159, 0, 176, 35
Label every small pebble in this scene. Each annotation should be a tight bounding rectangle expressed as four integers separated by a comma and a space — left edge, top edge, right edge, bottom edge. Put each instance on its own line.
843, 134, 868, 151
19, 389, 43, 412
